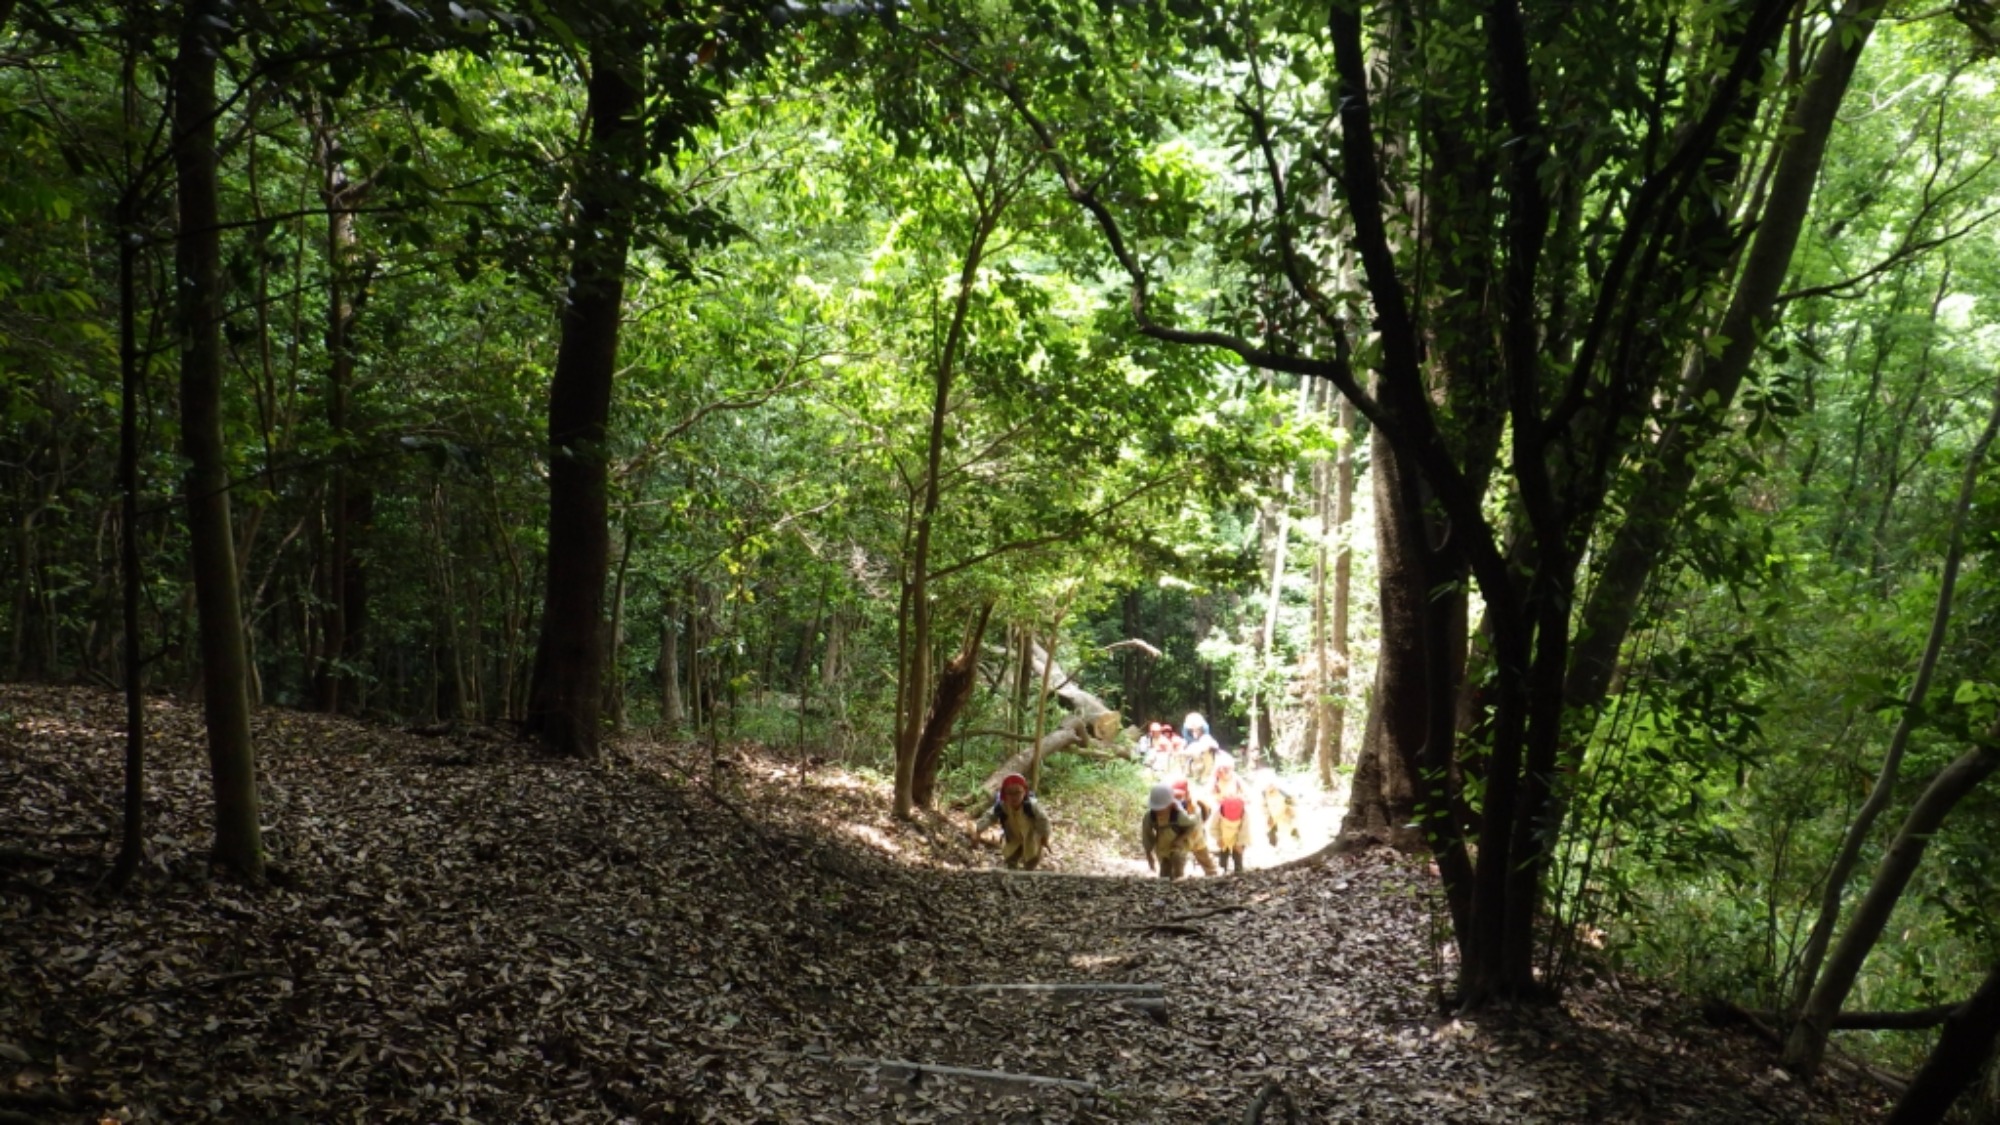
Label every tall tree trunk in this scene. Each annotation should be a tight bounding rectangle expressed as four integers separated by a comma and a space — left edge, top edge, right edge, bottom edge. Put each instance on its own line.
310, 102, 370, 714
174, 0, 263, 880
892, 180, 1003, 818
1327, 397, 1356, 777
524, 41, 643, 758
1251, 378, 1312, 765
1337, 427, 1428, 851
1563, 0, 1879, 715
1307, 434, 1329, 779
112, 43, 147, 887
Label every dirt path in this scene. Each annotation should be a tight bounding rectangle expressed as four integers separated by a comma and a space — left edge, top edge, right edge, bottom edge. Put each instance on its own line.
1, 685, 1892, 1123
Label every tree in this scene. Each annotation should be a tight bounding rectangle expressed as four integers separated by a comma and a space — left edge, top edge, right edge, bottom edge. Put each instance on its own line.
1780, 370, 2000, 1071
173, 0, 263, 879
521, 29, 645, 758
917, 0, 1895, 1004
523, 0, 782, 756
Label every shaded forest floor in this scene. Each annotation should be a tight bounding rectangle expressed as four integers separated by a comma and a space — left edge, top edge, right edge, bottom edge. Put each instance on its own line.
2, 685, 1896, 1123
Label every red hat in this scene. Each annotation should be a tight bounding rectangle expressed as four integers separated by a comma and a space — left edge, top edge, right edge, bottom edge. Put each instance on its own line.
1170, 779, 1189, 797
1000, 773, 1028, 792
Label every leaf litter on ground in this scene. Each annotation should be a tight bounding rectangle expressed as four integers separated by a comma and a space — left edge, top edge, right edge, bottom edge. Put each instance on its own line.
1, 685, 1895, 1123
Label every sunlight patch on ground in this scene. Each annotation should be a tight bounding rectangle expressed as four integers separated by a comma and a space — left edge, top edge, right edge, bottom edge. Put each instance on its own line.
841, 822, 904, 854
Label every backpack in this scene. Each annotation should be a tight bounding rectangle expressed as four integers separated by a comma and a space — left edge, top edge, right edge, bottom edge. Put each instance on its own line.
990, 793, 1040, 838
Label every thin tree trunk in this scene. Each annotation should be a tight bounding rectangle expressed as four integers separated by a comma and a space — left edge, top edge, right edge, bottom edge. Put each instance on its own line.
112, 43, 147, 888
1887, 961, 2000, 1125
820, 605, 843, 691
1308, 436, 1329, 781
659, 596, 683, 729
1784, 371, 2000, 1073
1788, 738, 2000, 1075
175, 0, 262, 880
606, 522, 634, 731
893, 182, 1003, 819
310, 100, 368, 714
1027, 619, 1060, 792
1252, 379, 1311, 766
1328, 397, 1356, 774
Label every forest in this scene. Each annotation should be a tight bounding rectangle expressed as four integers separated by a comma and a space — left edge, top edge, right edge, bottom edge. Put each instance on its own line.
3, 0, 2000, 1120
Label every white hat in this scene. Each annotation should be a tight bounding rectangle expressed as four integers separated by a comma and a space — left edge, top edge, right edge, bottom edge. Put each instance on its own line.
1147, 783, 1176, 811
1184, 712, 1207, 733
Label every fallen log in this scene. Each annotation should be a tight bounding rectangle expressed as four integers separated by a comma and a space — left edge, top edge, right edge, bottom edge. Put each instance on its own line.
982, 644, 1122, 791
841, 1057, 1099, 1095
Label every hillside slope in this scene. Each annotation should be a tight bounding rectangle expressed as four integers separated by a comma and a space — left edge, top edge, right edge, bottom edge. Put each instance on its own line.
2, 685, 1891, 1122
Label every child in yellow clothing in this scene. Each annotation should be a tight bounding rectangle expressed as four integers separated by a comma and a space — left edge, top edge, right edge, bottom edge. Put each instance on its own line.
1140, 783, 1202, 879
1209, 762, 1250, 874
971, 773, 1053, 869
1169, 778, 1221, 876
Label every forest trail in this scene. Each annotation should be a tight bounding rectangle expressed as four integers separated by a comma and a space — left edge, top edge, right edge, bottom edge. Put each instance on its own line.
2, 685, 1890, 1123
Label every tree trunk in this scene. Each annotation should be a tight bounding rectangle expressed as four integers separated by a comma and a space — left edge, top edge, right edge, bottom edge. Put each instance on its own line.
1563, 0, 1879, 716
524, 40, 643, 758
174, 0, 263, 880
659, 597, 683, 729
1337, 427, 1427, 851
892, 174, 1004, 818
605, 523, 634, 731
1784, 371, 2000, 1071
1317, 393, 1357, 786
911, 602, 995, 807
112, 45, 147, 887
1785, 738, 2000, 1075
310, 101, 370, 714
1887, 963, 2000, 1125
1121, 590, 1144, 720
821, 606, 843, 691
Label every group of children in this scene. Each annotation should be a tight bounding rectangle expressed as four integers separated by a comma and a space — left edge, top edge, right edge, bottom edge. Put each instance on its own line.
966, 712, 1303, 877
1138, 712, 1299, 879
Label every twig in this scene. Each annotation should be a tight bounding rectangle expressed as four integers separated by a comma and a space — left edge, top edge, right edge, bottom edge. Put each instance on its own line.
840, 1056, 1099, 1094
915, 982, 1164, 996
